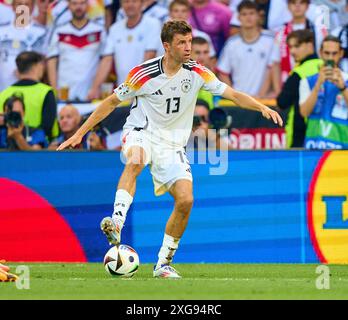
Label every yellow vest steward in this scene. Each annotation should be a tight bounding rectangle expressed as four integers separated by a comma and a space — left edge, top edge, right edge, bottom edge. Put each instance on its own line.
0, 82, 58, 137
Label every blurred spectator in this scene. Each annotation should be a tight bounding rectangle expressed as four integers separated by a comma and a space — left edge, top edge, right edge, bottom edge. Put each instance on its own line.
0, 0, 14, 25
46, 0, 112, 36
189, 0, 232, 56
49, 104, 106, 149
188, 99, 230, 150
168, 0, 216, 59
271, 0, 328, 93
217, 1, 274, 97
299, 35, 348, 149
49, 104, 83, 149
0, 95, 48, 150
332, 22, 348, 73
311, 0, 347, 31
47, 0, 107, 101
88, 0, 161, 99
230, 0, 292, 35
0, 0, 47, 91
0, 51, 57, 139
117, 0, 168, 24
277, 30, 322, 148
191, 37, 215, 109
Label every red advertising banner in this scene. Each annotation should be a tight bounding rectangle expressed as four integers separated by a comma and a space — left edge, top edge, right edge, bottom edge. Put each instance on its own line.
230, 128, 286, 150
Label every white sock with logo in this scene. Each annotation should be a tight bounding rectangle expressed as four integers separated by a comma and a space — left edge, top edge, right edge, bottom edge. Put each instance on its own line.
112, 189, 133, 229
156, 233, 180, 269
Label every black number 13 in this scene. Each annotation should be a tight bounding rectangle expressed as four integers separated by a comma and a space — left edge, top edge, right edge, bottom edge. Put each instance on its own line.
166, 97, 180, 114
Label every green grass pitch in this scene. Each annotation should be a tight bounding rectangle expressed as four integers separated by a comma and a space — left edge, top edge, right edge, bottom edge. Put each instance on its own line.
1, 263, 348, 300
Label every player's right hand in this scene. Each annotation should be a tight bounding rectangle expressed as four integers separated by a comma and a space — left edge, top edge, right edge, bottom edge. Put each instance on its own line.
56, 134, 82, 151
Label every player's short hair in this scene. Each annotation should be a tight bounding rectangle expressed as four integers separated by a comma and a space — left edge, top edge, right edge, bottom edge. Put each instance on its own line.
161, 20, 192, 44
192, 37, 209, 46
169, 0, 190, 12
320, 35, 343, 50
237, 0, 259, 13
15, 51, 45, 74
286, 29, 315, 46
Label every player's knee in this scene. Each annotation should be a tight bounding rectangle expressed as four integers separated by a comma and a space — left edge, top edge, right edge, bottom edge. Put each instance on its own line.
126, 146, 147, 166
175, 195, 194, 214
124, 162, 144, 177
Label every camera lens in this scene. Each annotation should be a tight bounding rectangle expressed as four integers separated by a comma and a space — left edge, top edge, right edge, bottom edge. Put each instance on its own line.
5, 111, 22, 128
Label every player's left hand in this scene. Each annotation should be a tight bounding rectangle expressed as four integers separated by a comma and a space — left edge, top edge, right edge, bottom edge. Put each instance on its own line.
261, 106, 283, 127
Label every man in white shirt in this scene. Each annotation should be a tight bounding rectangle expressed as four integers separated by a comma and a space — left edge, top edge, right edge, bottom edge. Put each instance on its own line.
230, 0, 292, 34
217, 0, 274, 97
0, 0, 47, 90
58, 20, 283, 279
88, 0, 161, 100
47, 0, 107, 101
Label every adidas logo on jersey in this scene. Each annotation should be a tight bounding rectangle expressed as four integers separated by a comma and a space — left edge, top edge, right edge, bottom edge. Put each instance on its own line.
151, 89, 163, 95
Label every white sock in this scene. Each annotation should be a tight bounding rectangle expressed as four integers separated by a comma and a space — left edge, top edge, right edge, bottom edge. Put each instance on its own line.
156, 234, 180, 269
112, 189, 133, 229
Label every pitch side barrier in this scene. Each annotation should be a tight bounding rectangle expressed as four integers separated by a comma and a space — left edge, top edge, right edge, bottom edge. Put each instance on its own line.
0, 150, 347, 263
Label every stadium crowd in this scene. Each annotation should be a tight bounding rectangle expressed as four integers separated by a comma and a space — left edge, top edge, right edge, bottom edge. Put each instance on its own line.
0, 0, 347, 150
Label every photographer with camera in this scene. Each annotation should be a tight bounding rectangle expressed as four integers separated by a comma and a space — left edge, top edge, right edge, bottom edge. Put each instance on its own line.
189, 99, 232, 150
0, 95, 48, 150
299, 35, 348, 149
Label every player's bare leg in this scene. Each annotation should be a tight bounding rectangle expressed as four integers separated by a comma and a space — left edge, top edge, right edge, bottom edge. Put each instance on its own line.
154, 179, 193, 278
101, 146, 146, 245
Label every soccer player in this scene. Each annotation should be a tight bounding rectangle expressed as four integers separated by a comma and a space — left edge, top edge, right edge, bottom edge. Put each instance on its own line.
57, 20, 283, 278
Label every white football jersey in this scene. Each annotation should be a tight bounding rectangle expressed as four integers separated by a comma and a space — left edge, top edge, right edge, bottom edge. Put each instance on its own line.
114, 56, 227, 147
103, 15, 162, 85
48, 20, 107, 100
217, 31, 274, 96
0, 21, 47, 90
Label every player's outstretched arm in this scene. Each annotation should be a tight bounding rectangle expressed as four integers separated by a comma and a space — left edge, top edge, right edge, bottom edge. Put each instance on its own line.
221, 86, 283, 127
57, 94, 121, 150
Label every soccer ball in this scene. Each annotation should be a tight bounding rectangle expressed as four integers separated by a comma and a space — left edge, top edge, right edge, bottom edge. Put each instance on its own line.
103, 244, 139, 278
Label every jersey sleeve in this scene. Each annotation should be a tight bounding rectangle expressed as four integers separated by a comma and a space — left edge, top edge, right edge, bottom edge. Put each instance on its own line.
196, 65, 227, 95
30, 128, 48, 148
216, 43, 232, 75
113, 65, 145, 101
144, 18, 162, 52
99, 28, 108, 57
101, 28, 115, 57
299, 78, 311, 106
47, 29, 59, 58
270, 32, 281, 64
